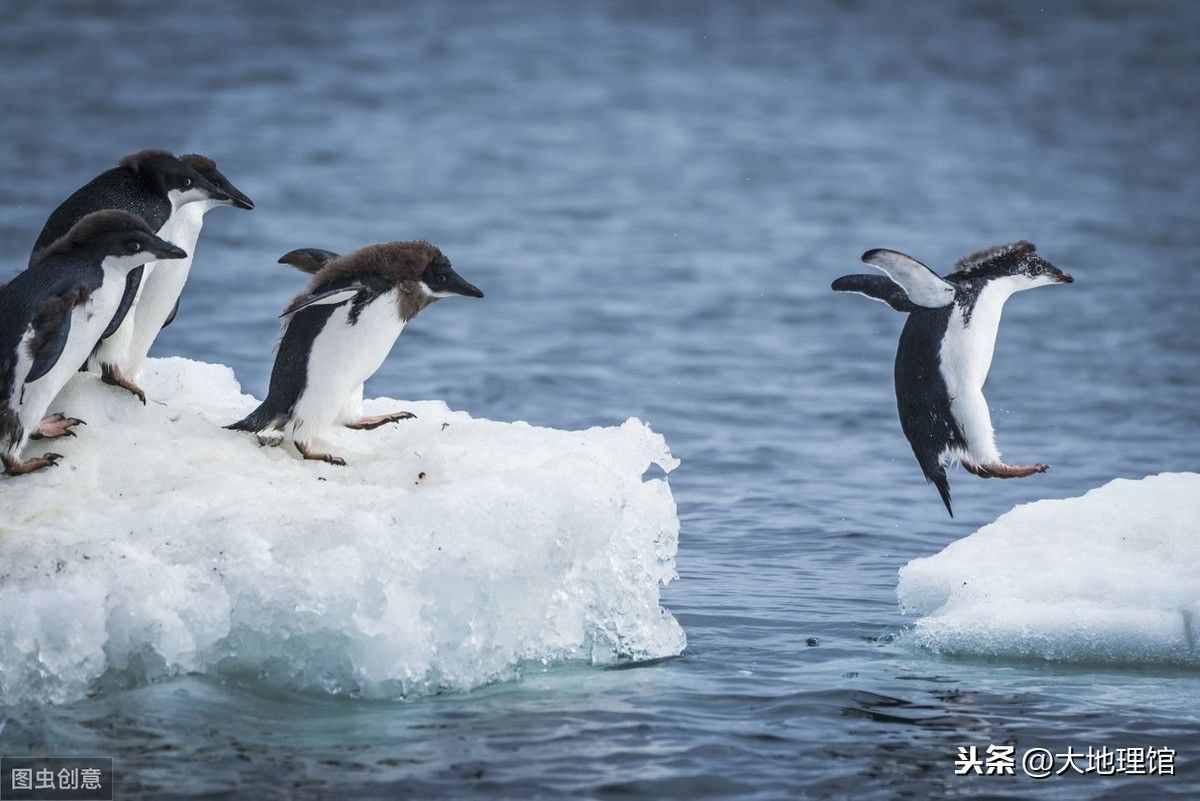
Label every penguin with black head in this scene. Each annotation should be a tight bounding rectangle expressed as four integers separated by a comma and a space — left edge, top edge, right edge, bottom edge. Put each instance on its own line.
30, 149, 234, 402
227, 242, 484, 466
123, 153, 254, 377
1, 211, 186, 476
833, 241, 1074, 516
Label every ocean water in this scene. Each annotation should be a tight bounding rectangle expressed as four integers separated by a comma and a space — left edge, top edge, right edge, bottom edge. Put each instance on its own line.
1, 1, 1198, 798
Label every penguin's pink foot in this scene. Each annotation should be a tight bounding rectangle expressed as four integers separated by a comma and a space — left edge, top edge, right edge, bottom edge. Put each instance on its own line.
31, 413, 86, 440
2, 452, 64, 476
964, 462, 1049, 479
345, 411, 416, 431
296, 441, 347, 467
101, 363, 146, 405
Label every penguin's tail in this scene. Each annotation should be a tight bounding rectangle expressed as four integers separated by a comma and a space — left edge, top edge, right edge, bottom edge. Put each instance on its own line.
929, 465, 954, 518
226, 403, 281, 433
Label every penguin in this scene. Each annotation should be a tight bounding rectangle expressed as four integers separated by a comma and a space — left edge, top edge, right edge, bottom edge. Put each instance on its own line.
832, 241, 1074, 516
1, 210, 186, 476
227, 242, 484, 466
122, 154, 254, 377
29, 149, 233, 403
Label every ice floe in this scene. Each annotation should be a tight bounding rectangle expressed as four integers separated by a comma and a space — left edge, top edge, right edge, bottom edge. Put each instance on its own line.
899, 473, 1200, 667
0, 358, 685, 705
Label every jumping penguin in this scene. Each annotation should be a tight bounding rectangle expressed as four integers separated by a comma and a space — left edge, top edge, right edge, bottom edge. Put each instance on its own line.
122, 154, 254, 377
226, 242, 484, 466
30, 149, 233, 403
832, 241, 1074, 516
1, 210, 186, 476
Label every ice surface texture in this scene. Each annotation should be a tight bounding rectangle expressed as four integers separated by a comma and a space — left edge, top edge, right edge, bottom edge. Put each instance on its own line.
899, 473, 1200, 667
0, 358, 685, 706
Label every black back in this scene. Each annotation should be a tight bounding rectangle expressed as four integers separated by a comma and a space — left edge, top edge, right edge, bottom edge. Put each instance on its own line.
31, 167, 172, 259
894, 306, 964, 516
30, 166, 174, 345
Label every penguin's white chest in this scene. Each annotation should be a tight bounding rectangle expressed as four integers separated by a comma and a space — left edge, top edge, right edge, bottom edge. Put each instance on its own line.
290, 291, 406, 436
311, 290, 406, 383
938, 281, 1014, 397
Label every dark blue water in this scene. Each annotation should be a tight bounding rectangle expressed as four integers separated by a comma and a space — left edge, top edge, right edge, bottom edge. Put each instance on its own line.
2, 1, 1198, 798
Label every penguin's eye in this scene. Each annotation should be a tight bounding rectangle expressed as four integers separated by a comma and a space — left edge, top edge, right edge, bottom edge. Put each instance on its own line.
437, 273, 448, 284
126, 240, 142, 254
182, 177, 193, 188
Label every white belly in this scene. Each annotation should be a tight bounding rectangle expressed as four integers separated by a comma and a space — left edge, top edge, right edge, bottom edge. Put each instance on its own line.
19, 271, 127, 440
938, 280, 1018, 466
88, 207, 187, 373
125, 206, 207, 374
289, 291, 405, 444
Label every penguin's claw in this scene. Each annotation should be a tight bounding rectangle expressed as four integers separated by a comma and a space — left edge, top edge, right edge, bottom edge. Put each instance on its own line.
295, 442, 348, 467
100, 364, 147, 405
31, 415, 86, 440
965, 462, 1050, 479
2, 452, 63, 476
345, 412, 417, 431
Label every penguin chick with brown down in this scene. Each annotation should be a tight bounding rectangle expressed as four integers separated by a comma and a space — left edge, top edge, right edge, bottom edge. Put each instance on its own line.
227, 242, 484, 466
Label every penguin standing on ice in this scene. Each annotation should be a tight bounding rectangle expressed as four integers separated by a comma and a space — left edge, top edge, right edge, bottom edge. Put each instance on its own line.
832, 241, 1074, 516
1, 211, 186, 476
30, 149, 234, 402
122, 154, 254, 377
227, 242, 484, 466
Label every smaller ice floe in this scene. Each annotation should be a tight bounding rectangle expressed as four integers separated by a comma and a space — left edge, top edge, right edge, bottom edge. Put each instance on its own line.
0, 358, 685, 706
898, 473, 1200, 667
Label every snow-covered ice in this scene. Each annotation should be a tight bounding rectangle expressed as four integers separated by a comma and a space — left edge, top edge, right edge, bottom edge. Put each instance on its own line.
0, 358, 685, 706
898, 473, 1200, 667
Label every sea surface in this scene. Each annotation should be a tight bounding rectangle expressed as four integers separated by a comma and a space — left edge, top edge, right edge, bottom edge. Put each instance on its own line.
1, 1, 1198, 798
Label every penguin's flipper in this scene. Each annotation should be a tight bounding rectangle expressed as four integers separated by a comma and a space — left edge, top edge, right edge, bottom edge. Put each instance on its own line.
27, 288, 89, 383
161, 297, 181, 330
278, 248, 341, 275
101, 265, 145, 340
280, 286, 363, 318
861, 249, 955, 309
832, 274, 921, 313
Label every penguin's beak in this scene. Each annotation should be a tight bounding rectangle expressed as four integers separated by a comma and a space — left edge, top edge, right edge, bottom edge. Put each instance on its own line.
221, 182, 255, 210
150, 238, 188, 260
1055, 272, 1074, 284
446, 269, 484, 298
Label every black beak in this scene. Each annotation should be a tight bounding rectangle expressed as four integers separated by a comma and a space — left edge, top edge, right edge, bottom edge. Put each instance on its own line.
151, 238, 188, 260
222, 182, 255, 210
447, 269, 484, 298
1056, 272, 1074, 284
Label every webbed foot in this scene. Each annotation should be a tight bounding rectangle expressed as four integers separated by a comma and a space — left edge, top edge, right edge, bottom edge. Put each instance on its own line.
31, 413, 86, 440
345, 411, 417, 431
2, 452, 64, 476
101, 364, 146, 405
296, 441, 347, 467
964, 462, 1049, 479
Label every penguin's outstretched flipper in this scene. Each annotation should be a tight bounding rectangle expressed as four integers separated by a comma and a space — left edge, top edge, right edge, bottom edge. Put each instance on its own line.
861, 249, 956, 309
832, 274, 920, 313
279, 286, 364, 318
278, 248, 340, 275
